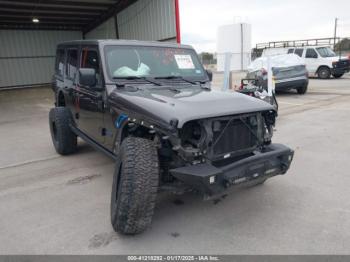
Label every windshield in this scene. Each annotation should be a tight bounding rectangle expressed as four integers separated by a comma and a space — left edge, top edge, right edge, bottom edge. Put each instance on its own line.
316, 47, 336, 58
104, 45, 206, 81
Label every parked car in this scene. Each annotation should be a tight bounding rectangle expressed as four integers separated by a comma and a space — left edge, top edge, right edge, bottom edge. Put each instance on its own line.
262, 46, 350, 79
50, 40, 294, 235
247, 54, 309, 94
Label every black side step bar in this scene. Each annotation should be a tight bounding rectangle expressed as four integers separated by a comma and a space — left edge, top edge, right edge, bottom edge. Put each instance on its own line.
70, 125, 117, 161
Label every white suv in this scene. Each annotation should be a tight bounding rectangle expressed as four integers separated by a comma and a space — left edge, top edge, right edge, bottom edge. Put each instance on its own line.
262, 46, 350, 79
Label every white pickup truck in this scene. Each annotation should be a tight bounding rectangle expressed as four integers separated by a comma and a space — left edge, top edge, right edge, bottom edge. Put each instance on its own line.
262, 46, 350, 79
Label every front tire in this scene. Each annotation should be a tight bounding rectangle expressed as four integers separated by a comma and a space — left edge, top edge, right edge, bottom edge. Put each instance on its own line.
333, 73, 344, 79
111, 137, 159, 235
318, 67, 331, 79
49, 107, 77, 155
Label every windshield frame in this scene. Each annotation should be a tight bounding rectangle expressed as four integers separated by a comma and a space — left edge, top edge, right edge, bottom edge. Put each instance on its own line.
316, 47, 337, 58
103, 44, 209, 84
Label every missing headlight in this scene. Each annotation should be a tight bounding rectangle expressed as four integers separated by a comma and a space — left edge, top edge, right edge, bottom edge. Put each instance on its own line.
213, 121, 221, 132
181, 121, 205, 148
263, 110, 276, 126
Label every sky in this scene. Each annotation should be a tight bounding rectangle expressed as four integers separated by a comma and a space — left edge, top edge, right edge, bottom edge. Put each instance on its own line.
179, 0, 350, 53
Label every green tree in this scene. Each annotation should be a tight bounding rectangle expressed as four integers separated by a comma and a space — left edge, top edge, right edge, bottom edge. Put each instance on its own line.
335, 38, 350, 51
201, 52, 214, 61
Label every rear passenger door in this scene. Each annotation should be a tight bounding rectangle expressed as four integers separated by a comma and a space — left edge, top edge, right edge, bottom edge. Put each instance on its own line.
53, 48, 65, 93
304, 48, 319, 74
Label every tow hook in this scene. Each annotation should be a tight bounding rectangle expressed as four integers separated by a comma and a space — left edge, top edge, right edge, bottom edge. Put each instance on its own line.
280, 162, 289, 173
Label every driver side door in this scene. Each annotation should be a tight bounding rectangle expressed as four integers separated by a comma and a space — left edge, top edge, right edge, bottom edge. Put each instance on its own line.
76, 46, 105, 144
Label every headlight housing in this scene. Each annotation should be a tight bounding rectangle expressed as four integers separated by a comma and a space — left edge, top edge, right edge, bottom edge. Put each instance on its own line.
180, 121, 206, 148
263, 110, 276, 144
263, 110, 276, 127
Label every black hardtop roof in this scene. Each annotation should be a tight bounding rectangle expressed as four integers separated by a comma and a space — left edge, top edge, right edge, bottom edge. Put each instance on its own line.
57, 39, 194, 50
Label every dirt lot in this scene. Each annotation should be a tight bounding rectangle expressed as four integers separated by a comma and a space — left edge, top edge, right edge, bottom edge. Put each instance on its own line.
0, 75, 350, 254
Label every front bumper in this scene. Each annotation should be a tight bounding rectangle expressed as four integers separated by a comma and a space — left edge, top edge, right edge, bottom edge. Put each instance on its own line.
331, 67, 350, 75
170, 144, 294, 198
332, 59, 350, 75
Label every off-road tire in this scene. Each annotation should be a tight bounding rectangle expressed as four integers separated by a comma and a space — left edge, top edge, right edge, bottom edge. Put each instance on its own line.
49, 107, 77, 155
111, 137, 159, 235
297, 84, 308, 95
332, 73, 344, 79
317, 67, 331, 79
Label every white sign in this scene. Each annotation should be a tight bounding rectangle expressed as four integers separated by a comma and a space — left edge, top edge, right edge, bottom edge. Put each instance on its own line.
174, 55, 195, 69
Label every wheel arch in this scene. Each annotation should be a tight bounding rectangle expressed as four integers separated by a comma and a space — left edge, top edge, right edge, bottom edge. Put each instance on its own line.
112, 121, 158, 155
316, 65, 331, 73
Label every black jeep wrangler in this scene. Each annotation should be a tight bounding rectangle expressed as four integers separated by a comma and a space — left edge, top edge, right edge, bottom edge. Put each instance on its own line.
50, 40, 294, 235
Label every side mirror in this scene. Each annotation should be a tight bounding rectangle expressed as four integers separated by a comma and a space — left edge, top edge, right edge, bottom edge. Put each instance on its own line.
79, 68, 96, 87
206, 69, 213, 82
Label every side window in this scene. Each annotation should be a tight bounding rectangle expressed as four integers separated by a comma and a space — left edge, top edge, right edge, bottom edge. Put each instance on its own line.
81, 49, 100, 72
305, 48, 318, 58
294, 48, 304, 57
66, 49, 78, 79
81, 49, 100, 86
55, 49, 65, 76
287, 49, 295, 54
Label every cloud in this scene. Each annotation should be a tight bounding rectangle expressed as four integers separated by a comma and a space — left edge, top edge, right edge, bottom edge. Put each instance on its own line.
179, 0, 350, 52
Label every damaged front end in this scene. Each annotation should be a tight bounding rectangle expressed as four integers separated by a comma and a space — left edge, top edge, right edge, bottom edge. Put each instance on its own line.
162, 110, 293, 199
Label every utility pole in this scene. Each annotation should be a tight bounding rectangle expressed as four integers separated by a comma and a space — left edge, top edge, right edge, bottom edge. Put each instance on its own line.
334, 18, 338, 47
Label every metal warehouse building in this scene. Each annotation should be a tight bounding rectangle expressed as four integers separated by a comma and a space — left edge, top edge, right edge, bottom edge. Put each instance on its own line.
0, 0, 181, 89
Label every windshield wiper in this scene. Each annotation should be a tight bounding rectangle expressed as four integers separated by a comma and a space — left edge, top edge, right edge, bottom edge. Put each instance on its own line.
154, 76, 198, 85
155, 76, 210, 89
113, 76, 161, 86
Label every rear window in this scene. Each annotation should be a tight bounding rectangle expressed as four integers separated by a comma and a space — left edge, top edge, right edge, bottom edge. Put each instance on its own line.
66, 49, 78, 79
55, 49, 65, 76
294, 49, 304, 57
287, 49, 295, 54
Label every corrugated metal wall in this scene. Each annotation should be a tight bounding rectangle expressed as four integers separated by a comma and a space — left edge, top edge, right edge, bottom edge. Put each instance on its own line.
85, 0, 176, 42
85, 17, 116, 40
117, 0, 176, 41
0, 30, 82, 88
0, 0, 176, 88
